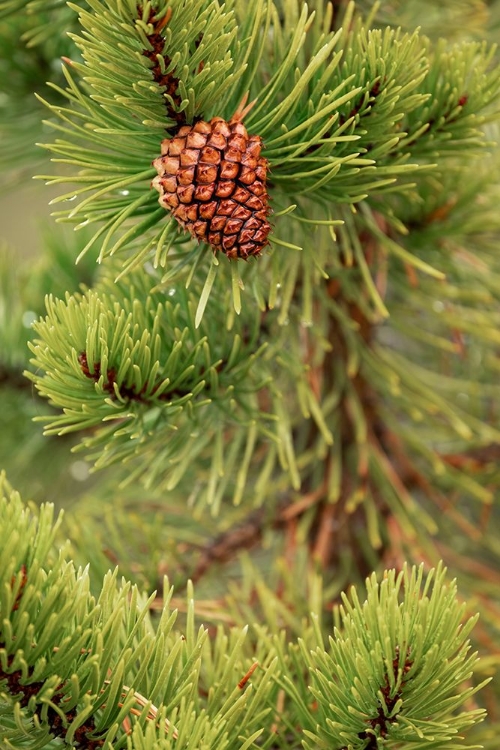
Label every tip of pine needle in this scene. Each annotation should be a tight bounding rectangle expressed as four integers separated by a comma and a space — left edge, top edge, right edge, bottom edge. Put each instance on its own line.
195, 259, 219, 328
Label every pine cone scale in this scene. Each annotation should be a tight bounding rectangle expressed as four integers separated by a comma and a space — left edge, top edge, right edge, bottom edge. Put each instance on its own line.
152, 116, 272, 260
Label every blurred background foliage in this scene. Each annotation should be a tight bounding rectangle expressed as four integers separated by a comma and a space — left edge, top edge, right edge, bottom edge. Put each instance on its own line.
1, 1, 500, 746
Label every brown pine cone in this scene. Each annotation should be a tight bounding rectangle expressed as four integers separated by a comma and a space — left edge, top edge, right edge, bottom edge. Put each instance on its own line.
152, 117, 272, 260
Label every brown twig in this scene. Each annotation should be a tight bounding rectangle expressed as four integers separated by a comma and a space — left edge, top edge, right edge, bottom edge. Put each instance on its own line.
190, 506, 277, 584
140, 6, 186, 128
237, 661, 259, 690
78, 351, 222, 405
139, 5, 204, 131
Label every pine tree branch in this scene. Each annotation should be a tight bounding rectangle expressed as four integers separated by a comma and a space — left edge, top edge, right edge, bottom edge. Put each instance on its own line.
1, 481, 488, 748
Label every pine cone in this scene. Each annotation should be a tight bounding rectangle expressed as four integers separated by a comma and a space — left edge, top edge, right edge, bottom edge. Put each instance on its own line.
152, 117, 272, 260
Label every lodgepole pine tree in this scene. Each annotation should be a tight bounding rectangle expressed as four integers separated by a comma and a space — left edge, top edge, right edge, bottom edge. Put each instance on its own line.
1, 0, 500, 747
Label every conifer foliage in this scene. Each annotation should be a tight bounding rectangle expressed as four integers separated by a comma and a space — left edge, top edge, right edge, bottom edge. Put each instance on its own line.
0, 478, 488, 748
1, 0, 500, 747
